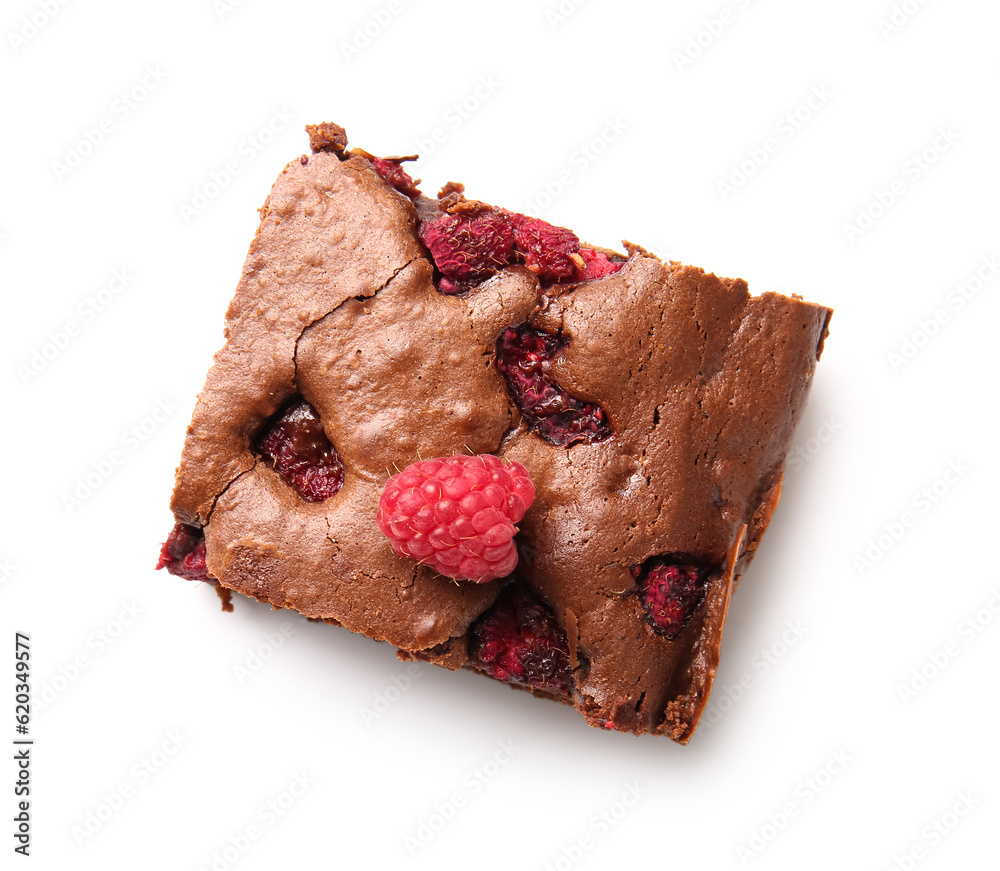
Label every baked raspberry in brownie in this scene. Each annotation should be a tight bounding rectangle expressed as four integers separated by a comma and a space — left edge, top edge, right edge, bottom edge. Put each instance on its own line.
158, 121, 831, 742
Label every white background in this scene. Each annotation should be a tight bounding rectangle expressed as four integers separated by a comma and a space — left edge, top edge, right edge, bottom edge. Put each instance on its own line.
2, 0, 998, 868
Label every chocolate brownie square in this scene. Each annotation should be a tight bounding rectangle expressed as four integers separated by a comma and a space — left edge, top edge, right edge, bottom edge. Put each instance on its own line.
157, 122, 831, 742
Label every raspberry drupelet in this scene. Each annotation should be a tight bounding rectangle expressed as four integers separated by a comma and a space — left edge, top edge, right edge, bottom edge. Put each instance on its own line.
377, 453, 535, 583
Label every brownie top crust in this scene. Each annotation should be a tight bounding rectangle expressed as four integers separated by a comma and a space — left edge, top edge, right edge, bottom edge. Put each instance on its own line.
166, 127, 831, 741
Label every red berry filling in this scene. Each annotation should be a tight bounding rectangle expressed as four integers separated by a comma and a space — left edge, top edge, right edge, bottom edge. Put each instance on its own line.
256, 399, 344, 503
368, 156, 421, 198
511, 214, 582, 281
377, 453, 535, 583
575, 246, 621, 280
417, 196, 624, 292
156, 522, 211, 581
418, 209, 515, 286
156, 522, 233, 611
496, 324, 611, 446
468, 584, 573, 694
633, 558, 709, 639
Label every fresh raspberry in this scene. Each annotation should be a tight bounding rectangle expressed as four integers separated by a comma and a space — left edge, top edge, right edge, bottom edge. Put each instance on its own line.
495, 324, 611, 446
574, 247, 624, 281
376, 453, 535, 582
369, 156, 421, 198
418, 209, 515, 284
156, 522, 211, 581
633, 559, 708, 638
468, 584, 573, 694
511, 214, 583, 281
257, 399, 344, 503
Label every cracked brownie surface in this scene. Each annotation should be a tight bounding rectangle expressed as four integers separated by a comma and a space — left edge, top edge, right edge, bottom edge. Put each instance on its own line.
160, 122, 831, 742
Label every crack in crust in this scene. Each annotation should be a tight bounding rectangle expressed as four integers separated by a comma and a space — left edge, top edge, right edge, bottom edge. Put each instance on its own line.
206, 459, 258, 526
292, 256, 421, 388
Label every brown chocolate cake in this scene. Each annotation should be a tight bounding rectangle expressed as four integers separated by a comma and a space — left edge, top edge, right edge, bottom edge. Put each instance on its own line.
157, 122, 831, 742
